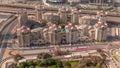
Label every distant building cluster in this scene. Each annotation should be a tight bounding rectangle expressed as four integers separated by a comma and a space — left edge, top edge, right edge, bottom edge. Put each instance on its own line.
46, 0, 120, 6
46, 0, 66, 3
16, 6, 120, 47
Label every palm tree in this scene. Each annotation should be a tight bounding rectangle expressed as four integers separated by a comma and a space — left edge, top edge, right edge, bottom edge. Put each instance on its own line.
35, 59, 41, 66
19, 62, 27, 68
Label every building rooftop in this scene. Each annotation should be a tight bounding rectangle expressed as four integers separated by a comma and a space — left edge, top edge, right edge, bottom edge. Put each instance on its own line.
31, 27, 43, 32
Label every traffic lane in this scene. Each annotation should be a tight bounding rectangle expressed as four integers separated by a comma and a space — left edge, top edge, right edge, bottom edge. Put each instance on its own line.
0, 16, 17, 40
0, 19, 17, 61
11, 44, 107, 51
0, 19, 17, 44
0, 19, 17, 56
3, 19, 18, 40
21, 45, 107, 54
0, 19, 17, 49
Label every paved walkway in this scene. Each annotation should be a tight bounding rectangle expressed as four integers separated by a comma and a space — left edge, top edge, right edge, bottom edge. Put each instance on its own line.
2, 48, 22, 59
1, 50, 28, 68
2, 58, 14, 68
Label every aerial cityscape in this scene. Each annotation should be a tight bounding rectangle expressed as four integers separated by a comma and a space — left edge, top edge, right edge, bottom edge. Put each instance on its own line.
0, 0, 120, 68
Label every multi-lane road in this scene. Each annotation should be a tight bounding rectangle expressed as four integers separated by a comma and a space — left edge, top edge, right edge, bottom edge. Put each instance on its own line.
0, 7, 120, 23
0, 16, 17, 62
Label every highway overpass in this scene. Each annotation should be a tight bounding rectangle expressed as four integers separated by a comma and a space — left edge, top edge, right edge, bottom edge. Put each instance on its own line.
0, 3, 34, 9
0, 8, 35, 15
0, 3, 120, 17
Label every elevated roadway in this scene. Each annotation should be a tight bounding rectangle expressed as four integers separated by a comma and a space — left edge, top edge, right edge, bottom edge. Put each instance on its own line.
0, 8, 120, 23
0, 3, 119, 16
0, 5, 120, 23
0, 3, 120, 16
0, 3, 34, 9
0, 8, 35, 15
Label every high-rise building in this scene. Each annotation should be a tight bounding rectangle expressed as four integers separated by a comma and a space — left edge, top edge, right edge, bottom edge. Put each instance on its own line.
17, 9, 30, 47
94, 15, 108, 41
35, 5, 44, 22
17, 26, 30, 47
79, 15, 92, 25
48, 24, 61, 45
30, 27, 43, 41
80, 0, 114, 6
71, 8, 79, 24
68, 0, 80, 5
17, 9, 28, 27
46, 0, 66, 3
110, 27, 120, 37
58, 7, 68, 24
90, 0, 112, 4
65, 23, 79, 43
47, 23, 79, 45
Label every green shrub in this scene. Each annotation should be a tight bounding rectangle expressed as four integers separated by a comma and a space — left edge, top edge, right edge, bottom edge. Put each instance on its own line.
19, 62, 27, 68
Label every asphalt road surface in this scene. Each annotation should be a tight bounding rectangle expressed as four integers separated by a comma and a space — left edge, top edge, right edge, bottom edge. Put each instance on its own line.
0, 17, 17, 62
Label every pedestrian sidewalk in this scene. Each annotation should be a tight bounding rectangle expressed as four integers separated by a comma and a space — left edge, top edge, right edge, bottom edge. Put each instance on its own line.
3, 48, 22, 59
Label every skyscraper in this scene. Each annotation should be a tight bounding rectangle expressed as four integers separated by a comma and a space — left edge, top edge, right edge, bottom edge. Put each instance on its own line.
65, 23, 78, 43
58, 7, 68, 24
71, 8, 79, 24
94, 11, 108, 41
17, 9, 28, 27
35, 5, 44, 22
17, 26, 30, 47
48, 24, 61, 45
